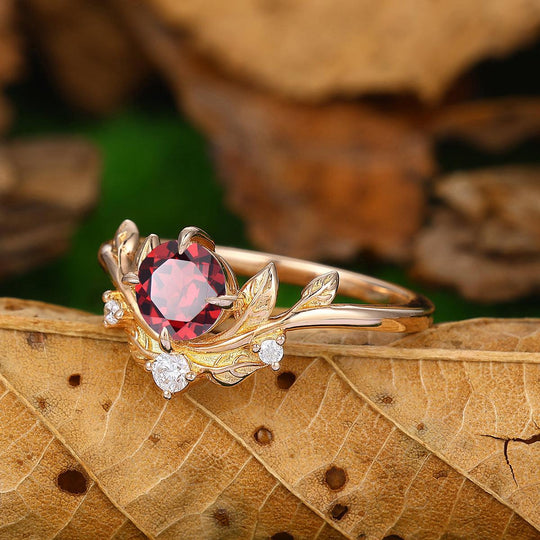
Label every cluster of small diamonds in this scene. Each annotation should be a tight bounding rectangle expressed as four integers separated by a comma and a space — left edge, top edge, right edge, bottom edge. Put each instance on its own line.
103, 299, 123, 326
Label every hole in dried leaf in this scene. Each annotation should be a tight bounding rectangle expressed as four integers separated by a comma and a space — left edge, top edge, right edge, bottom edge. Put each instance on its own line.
102, 400, 112, 412
271, 533, 293, 540
383, 536, 404, 540
276, 371, 296, 389
68, 374, 81, 387
27, 332, 46, 350
330, 503, 348, 520
213, 508, 230, 527
325, 466, 347, 490
57, 469, 88, 495
36, 397, 47, 410
149, 433, 160, 444
254, 426, 273, 445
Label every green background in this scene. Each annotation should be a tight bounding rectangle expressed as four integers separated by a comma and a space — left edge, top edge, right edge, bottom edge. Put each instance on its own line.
1, 80, 538, 323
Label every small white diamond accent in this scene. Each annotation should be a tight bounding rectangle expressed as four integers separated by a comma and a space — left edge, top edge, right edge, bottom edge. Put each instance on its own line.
104, 299, 123, 326
258, 339, 284, 365
151, 353, 190, 394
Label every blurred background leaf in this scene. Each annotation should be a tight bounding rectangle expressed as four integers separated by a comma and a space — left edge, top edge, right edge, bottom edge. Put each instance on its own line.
0, 0, 539, 322
0, 76, 536, 322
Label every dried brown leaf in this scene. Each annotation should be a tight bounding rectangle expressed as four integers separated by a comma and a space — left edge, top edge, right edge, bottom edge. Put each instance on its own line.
112, 1, 435, 263
413, 167, 540, 302
140, 0, 540, 102
24, 0, 150, 114
0, 138, 101, 280
0, 298, 539, 539
430, 98, 540, 152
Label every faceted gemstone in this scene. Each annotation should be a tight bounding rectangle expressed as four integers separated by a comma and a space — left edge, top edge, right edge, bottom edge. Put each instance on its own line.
258, 339, 284, 365
135, 240, 226, 340
151, 353, 190, 394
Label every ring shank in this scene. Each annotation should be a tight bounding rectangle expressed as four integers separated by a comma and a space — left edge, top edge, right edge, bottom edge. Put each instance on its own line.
216, 246, 433, 333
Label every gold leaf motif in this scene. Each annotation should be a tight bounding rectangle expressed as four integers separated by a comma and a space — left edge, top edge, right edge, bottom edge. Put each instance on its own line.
114, 221, 140, 279
290, 270, 339, 312
117, 246, 135, 277
113, 219, 139, 255
209, 352, 260, 386
223, 262, 278, 336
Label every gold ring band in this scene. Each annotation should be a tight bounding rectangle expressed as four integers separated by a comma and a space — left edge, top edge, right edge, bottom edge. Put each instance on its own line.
99, 220, 434, 399
216, 246, 433, 333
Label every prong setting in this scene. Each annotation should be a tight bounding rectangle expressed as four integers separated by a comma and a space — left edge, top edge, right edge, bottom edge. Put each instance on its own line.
150, 353, 191, 397
257, 339, 284, 366
136, 234, 160, 268
121, 272, 139, 285
177, 226, 215, 254
159, 328, 173, 353
206, 294, 239, 309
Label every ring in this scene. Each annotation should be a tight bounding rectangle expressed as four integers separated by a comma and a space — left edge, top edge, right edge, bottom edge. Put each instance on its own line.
99, 220, 434, 399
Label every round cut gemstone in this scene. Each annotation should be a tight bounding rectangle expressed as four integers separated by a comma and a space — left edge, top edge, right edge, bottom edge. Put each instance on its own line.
135, 240, 226, 341
151, 353, 190, 394
258, 339, 284, 365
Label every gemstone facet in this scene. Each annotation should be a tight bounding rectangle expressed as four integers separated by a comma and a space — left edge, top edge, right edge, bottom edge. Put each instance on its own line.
135, 241, 226, 341
150, 353, 190, 394
258, 339, 284, 365
103, 299, 123, 326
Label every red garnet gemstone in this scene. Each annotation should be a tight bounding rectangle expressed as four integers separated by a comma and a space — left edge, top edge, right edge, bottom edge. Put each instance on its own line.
135, 240, 226, 341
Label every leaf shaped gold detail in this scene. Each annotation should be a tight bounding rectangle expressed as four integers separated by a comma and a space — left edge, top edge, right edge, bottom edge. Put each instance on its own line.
209, 354, 261, 386
290, 271, 339, 313
115, 221, 140, 279
221, 262, 278, 337
114, 219, 139, 255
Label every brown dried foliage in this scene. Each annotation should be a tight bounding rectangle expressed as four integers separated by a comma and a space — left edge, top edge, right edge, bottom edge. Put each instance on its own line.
141, 0, 540, 102
414, 167, 540, 302
1, 298, 540, 538
113, 1, 436, 262
23, 0, 150, 114
0, 0, 23, 134
0, 138, 101, 279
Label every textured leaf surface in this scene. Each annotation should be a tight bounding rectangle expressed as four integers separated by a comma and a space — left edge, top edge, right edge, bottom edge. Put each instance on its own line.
290, 272, 339, 313
0, 298, 539, 539
226, 263, 278, 336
